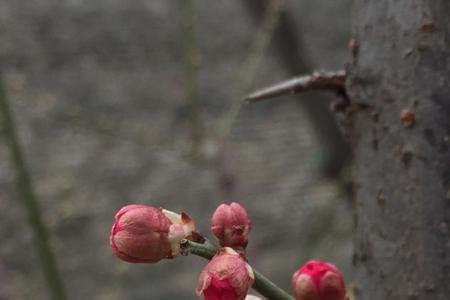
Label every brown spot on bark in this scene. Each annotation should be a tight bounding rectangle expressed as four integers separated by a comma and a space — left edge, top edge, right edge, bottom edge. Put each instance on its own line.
447, 189, 450, 201
421, 21, 435, 32
400, 109, 415, 128
399, 144, 414, 166
417, 44, 430, 52
349, 38, 359, 57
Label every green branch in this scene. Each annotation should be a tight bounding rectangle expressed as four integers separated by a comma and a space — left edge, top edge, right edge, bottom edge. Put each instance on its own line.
180, 239, 295, 300
0, 75, 67, 300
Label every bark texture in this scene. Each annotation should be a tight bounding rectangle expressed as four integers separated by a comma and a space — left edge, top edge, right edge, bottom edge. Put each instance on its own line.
347, 1, 450, 299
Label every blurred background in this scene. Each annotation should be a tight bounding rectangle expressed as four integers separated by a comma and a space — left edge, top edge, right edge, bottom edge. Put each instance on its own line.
0, 0, 353, 299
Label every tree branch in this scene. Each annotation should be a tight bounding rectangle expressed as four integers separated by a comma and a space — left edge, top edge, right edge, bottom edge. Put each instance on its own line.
242, 1, 351, 179
245, 70, 346, 102
180, 239, 295, 300
0, 74, 67, 300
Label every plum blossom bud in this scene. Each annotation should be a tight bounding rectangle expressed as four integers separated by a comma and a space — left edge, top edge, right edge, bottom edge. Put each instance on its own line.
291, 260, 346, 300
197, 247, 254, 300
211, 202, 251, 249
110, 204, 195, 263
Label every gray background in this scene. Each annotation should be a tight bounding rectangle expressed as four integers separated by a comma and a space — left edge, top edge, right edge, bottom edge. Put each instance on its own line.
0, 0, 352, 299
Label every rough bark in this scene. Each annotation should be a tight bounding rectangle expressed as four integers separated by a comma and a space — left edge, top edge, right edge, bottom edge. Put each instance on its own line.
347, 1, 450, 299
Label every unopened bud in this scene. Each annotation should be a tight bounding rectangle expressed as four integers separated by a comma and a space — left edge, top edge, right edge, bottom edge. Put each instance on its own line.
110, 204, 195, 263
197, 247, 254, 300
292, 260, 346, 300
211, 202, 251, 250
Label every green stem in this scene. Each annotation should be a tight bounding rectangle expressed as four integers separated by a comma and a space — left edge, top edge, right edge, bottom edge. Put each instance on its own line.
0, 75, 67, 300
253, 271, 294, 300
181, 239, 295, 300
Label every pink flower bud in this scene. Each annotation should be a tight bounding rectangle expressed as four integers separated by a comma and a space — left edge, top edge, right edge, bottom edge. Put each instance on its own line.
110, 204, 195, 263
211, 202, 251, 249
197, 247, 254, 300
291, 260, 346, 300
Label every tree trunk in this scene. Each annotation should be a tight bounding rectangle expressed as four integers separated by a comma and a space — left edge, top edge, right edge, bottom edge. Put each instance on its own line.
347, 0, 450, 299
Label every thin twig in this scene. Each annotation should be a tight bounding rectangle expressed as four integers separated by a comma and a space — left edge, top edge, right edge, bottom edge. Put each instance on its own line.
245, 70, 346, 102
219, 0, 285, 136
242, 1, 351, 179
179, 0, 203, 154
180, 239, 295, 300
0, 75, 67, 300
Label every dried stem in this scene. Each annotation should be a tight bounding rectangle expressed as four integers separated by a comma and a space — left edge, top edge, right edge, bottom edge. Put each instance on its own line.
180, 239, 295, 300
245, 70, 347, 102
0, 75, 67, 300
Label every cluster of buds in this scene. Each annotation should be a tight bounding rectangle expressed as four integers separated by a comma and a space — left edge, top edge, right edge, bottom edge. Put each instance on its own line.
194, 202, 254, 300
109, 203, 346, 300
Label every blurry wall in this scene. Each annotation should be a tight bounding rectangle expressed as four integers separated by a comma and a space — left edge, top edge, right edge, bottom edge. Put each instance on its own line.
0, 0, 352, 299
